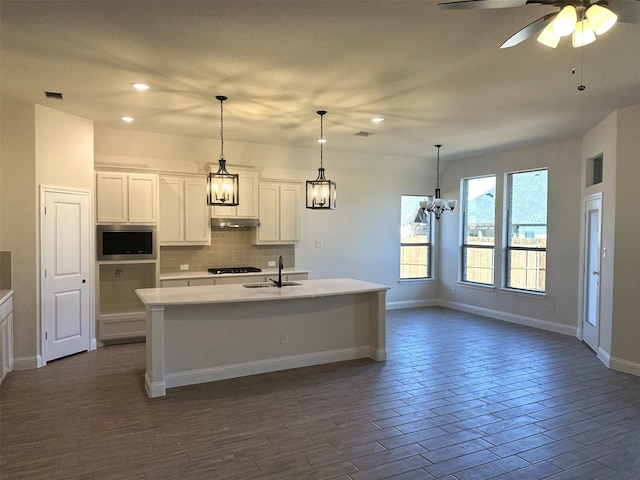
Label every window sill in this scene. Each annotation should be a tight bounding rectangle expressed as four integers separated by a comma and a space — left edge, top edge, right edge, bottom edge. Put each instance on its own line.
398, 278, 435, 285
499, 287, 546, 299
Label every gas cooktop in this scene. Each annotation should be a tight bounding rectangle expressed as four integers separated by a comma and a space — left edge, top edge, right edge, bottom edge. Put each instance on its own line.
207, 267, 262, 275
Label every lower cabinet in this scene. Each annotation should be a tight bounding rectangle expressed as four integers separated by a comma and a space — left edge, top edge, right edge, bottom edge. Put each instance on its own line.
0, 293, 14, 385
160, 272, 308, 287
98, 262, 155, 344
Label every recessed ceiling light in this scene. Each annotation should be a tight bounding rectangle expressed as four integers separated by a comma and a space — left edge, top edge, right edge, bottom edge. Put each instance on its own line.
132, 83, 149, 91
371, 117, 384, 123
121, 116, 135, 123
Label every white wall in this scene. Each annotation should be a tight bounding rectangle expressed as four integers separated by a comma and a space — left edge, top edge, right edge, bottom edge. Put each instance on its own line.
0, 99, 37, 365
436, 138, 583, 335
94, 127, 439, 307
0, 103, 94, 367
610, 104, 640, 369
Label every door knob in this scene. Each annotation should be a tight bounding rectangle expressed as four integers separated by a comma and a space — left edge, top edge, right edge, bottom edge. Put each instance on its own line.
82, 279, 86, 283
592, 271, 599, 276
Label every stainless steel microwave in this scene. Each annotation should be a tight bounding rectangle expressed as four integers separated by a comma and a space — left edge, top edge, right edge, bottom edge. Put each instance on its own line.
97, 225, 157, 261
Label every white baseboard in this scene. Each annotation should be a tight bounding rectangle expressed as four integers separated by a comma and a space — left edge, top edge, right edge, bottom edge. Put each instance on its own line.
438, 299, 576, 336
145, 373, 166, 398
387, 299, 438, 310
608, 355, 640, 376
598, 347, 611, 367
90, 338, 97, 351
13, 355, 40, 370
164, 347, 372, 390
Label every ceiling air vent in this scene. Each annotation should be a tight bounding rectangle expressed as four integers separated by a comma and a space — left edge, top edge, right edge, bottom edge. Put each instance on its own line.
44, 91, 63, 100
354, 131, 375, 137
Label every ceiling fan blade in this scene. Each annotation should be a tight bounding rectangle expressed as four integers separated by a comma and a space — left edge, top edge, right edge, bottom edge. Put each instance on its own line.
438, 0, 528, 10
605, 0, 640, 23
500, 12, 557, 48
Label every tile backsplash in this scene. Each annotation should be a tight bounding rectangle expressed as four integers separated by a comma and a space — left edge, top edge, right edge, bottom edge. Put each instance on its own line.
0, 251, 11, 289
159, 229, 295, 273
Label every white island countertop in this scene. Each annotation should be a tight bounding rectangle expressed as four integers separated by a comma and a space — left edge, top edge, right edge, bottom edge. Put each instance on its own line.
136, 278, 389, 307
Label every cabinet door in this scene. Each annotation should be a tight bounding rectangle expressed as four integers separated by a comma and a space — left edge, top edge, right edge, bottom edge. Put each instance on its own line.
236, 170, 259, 218
256, 184, 280, 243
96, 172, 127, 223
279, 184, 300, 242
212, 168, 259, 219
161, 279, 189, 288
184, 179, 210, 243
128, 174, 158, 224
159, 177, 184, 243
188, 278, 215, 286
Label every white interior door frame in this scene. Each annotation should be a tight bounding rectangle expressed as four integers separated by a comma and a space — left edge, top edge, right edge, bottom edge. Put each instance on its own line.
579, 192, 602, 352
40, 186, 96, 366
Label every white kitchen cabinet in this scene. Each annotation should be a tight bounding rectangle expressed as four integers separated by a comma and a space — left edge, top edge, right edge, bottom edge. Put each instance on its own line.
254, 180, 301, 244
211, 168, 259, 219
96, 172, 158, 224
0, 293, 14, 385
160, 272, 308, 287
159, 175, 210, 246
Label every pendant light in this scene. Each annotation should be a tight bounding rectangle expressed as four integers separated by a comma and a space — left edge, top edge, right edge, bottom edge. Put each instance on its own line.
207, 95, 239, 206
419, 144, 456, 220
306, 110, 336, 209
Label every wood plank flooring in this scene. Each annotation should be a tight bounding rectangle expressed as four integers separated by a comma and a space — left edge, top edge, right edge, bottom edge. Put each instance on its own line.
2, 307, 640, 479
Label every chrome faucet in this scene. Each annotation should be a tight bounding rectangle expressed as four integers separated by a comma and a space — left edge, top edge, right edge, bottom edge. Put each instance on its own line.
270, 255, 283, 288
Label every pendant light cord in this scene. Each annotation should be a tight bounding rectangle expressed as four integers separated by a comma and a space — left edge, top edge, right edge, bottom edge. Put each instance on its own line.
319, 112, 324, 169
219, 98, 225, 160
435, 144, 442, 189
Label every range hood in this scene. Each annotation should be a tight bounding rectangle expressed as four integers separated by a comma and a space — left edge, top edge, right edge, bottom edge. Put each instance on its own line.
211, 218, 260, 228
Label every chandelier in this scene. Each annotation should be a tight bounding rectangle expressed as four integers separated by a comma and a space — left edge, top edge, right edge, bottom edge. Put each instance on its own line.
537, 3, 617, 48
418, 144, 456, 220
207, 95, 239, 206
306, 110, 336, 210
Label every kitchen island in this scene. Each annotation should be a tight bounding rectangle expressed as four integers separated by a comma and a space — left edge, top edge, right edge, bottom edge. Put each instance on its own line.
136, 278, 389, 397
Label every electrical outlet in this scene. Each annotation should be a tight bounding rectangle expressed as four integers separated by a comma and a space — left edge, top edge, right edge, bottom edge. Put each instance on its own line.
315, 240, 323, 248
452, 286, 456, 295
280, 332, 288, 344
268, 261, 276, 267
548, 303, 555, 313
180, 264, 189, 271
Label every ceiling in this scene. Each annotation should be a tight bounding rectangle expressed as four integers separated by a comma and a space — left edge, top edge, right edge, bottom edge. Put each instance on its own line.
1, 0, 639, 163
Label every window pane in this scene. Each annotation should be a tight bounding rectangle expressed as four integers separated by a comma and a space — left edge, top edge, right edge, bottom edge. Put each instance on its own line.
400, 194, 431, 279
507, 169, 548, 292
462, 176, 495, 286
508, 249, 546, 292
508, 170, 547, 247
464, 177, 496, 246
401, 245, 430, 279
462, 247, 494, 284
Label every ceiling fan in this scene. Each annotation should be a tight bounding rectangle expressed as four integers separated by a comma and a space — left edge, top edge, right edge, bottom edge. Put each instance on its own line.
437, 0, 640, 48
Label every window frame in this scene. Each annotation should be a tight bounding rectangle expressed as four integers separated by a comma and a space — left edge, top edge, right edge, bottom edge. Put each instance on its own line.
460, 175, 496, 286
504, 168, 548, 293
400, 194, 433, 281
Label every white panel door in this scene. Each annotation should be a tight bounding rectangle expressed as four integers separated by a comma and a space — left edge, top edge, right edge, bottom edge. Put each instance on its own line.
184, 179, 210, 242
582, 195, 602, 352
43, 189, 91, 361
256, 184, 279, 242
279, 184, 300, 242
159, 177, 184, 242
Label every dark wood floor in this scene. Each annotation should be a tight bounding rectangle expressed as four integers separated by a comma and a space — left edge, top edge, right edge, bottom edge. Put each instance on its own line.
2, 307, 640, 480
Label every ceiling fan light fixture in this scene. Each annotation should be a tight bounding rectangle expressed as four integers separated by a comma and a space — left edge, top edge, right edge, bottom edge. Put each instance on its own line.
537, 22, 561, 48
553, 5, 577, 36
572, 19, 596, 47
586, 4, 618, 35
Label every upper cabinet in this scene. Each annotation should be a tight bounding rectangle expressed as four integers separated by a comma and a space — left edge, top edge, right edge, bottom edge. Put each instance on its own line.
159, 175, 210, 246
254, 180, 301, 245
211, 168, 259, 219
96, 172, 158, 224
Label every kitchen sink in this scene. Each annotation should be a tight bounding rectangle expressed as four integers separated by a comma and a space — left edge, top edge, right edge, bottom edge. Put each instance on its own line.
242, 282, 302, 288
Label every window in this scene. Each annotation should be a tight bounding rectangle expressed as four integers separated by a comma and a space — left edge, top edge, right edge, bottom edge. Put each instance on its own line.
462, 176, 496, 285
400, 195, 432, 279
506, 169, 547, 292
